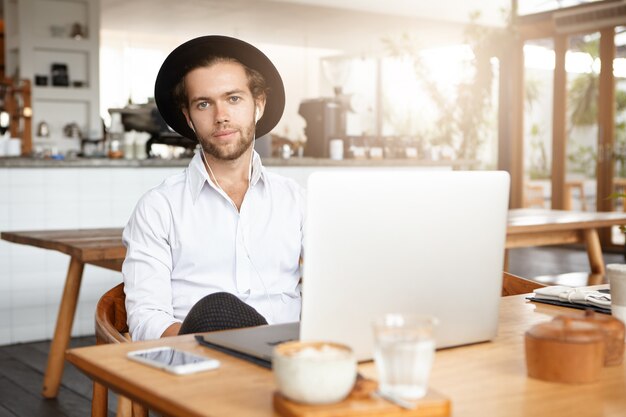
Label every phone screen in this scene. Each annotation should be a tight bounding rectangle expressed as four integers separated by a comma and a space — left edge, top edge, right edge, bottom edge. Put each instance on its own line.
133, 348, 209, 366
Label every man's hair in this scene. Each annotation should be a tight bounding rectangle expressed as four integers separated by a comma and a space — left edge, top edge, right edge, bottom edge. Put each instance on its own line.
172, 56, 269, 110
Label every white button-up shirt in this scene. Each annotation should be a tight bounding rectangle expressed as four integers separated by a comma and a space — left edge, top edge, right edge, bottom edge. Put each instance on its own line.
122, 151, 305, 341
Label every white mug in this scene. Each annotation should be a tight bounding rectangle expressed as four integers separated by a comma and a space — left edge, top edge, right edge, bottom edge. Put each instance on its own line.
607, 264, 626, 334
329, 139, 344, 160
273, 341, 356, 404
7, 138, 21, 156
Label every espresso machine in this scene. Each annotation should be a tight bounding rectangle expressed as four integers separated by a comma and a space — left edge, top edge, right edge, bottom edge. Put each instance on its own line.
109, 101, 196, 158
298, 95, 349, 158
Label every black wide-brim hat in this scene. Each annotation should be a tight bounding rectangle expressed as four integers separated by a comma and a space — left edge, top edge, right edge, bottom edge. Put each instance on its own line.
154, 35, 285, 140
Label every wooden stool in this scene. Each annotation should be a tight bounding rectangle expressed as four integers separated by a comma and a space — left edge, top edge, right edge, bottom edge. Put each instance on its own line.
564, 180, 587, 211
524, 183, 545, 208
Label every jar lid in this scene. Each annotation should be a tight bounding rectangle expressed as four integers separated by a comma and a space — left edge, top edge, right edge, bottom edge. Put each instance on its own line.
526, 317, 604, 343
583, 310, 625, 330
556, 310, 626, 335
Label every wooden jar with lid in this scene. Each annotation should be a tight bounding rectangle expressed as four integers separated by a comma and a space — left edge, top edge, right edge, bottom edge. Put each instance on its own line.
525, 317, 605, 383
554, 310, 625, 366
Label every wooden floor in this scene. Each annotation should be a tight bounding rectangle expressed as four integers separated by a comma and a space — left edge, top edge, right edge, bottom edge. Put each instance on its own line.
0, 336, 115, 417
0, 246, 623, 417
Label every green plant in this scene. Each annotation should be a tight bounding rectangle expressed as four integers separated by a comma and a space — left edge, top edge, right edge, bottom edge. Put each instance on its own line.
528, 123, 550, 179
567, 39, 626, 128
568, 39, 600, 129
614, 121, 626, 177
567, 143, 597, 177
381, 10, 512, 161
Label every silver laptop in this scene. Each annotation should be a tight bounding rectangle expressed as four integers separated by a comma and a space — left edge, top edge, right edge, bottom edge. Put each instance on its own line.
201, 170, 510, 362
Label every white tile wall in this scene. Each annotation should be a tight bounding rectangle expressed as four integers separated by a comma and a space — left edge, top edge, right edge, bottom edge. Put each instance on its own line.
11, 272, 50, 292
45, 251, 72, 271
0, 166, 174, 345
0, 168, 8, 187
8, 245, 49, 276
0, 326, 11, 345
44, 171, 81, 204
78, 200, 114, 228
13, 323, 48, 343
0, 203, 9, 230
12, 289, 46, 311
9, 202, 47, 229
0, 243, 10, 291
0, 287, 11, 312
11, 306, 48, 342
45, 202, 81, 229
8, 169, 46, 186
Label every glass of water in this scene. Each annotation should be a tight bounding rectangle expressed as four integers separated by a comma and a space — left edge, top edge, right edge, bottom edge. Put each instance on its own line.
372, 313, 438, 399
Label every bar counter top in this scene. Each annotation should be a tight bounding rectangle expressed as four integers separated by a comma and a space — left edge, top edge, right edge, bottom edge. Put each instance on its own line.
0, 157, 478, 169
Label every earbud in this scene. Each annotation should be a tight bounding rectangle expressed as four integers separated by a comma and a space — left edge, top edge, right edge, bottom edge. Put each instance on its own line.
254, 107, 261, 124
189, 121, 196, 133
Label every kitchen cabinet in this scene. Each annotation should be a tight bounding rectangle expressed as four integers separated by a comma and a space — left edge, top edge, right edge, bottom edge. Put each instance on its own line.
2, 0, 100, 155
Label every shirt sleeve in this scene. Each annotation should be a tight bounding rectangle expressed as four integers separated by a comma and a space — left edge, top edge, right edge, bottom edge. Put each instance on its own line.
122, 190, 181, 341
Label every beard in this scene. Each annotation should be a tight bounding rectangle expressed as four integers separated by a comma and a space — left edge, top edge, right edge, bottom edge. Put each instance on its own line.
198, 119, 255, 161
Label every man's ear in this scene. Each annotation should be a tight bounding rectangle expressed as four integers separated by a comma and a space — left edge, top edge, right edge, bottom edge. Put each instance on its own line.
255, 98, 266, 122
182, 108, 195, 132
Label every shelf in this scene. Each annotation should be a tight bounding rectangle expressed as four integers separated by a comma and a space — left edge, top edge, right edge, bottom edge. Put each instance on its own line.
32, 36, 96, 52
5, 0, 100, 150
34, 49, 89, 82
33, 86, 94, 101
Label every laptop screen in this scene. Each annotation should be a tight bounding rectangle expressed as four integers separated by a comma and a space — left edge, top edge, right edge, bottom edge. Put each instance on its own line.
300, 170, 510, 360
200, 169, 510, 363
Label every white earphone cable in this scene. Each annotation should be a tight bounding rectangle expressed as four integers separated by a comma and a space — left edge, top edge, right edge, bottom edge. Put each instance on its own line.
199, 125, 276, 323
242, 235, 277, 323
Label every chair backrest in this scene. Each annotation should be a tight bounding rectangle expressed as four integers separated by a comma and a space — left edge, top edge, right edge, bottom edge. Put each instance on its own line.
501, 272, 546, 296
524, 183, 545, 208
95, 283, 129, 344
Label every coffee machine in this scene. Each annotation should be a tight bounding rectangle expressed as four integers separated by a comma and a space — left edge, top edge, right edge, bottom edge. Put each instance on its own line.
298, 95, 348, 158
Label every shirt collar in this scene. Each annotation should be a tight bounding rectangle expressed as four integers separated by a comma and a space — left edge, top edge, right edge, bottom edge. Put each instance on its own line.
188, 149, 266, 204
250, 151, 265, 187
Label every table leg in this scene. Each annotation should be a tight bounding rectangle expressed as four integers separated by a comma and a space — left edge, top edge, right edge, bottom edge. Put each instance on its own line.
587, 273, 604, 286
133, 402, 149, 417
583, 229, 605, 276
503, 249, 509, 272
41, 257, 84, 398
92, 381, 108, 417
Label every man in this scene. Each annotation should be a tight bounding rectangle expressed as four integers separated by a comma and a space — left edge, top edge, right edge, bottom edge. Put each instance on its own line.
122, 36, 305, 341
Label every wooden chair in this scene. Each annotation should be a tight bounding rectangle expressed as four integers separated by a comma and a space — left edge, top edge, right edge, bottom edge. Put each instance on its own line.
94, 283, 148, 417
564, 180, 587, 211
523, 182, 545, 208
502, 271, 546, 296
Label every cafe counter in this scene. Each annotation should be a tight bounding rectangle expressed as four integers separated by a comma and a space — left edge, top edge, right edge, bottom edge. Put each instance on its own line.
0, 157, 477, 169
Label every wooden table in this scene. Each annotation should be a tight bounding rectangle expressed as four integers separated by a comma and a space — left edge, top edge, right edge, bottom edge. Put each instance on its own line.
506, 209, 626, 277
0, 228, 125, 398
5, 209, 626, 399
65, 292, 626, 417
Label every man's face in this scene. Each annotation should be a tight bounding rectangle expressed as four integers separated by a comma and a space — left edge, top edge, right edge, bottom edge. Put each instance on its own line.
182, 61, 264, 161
